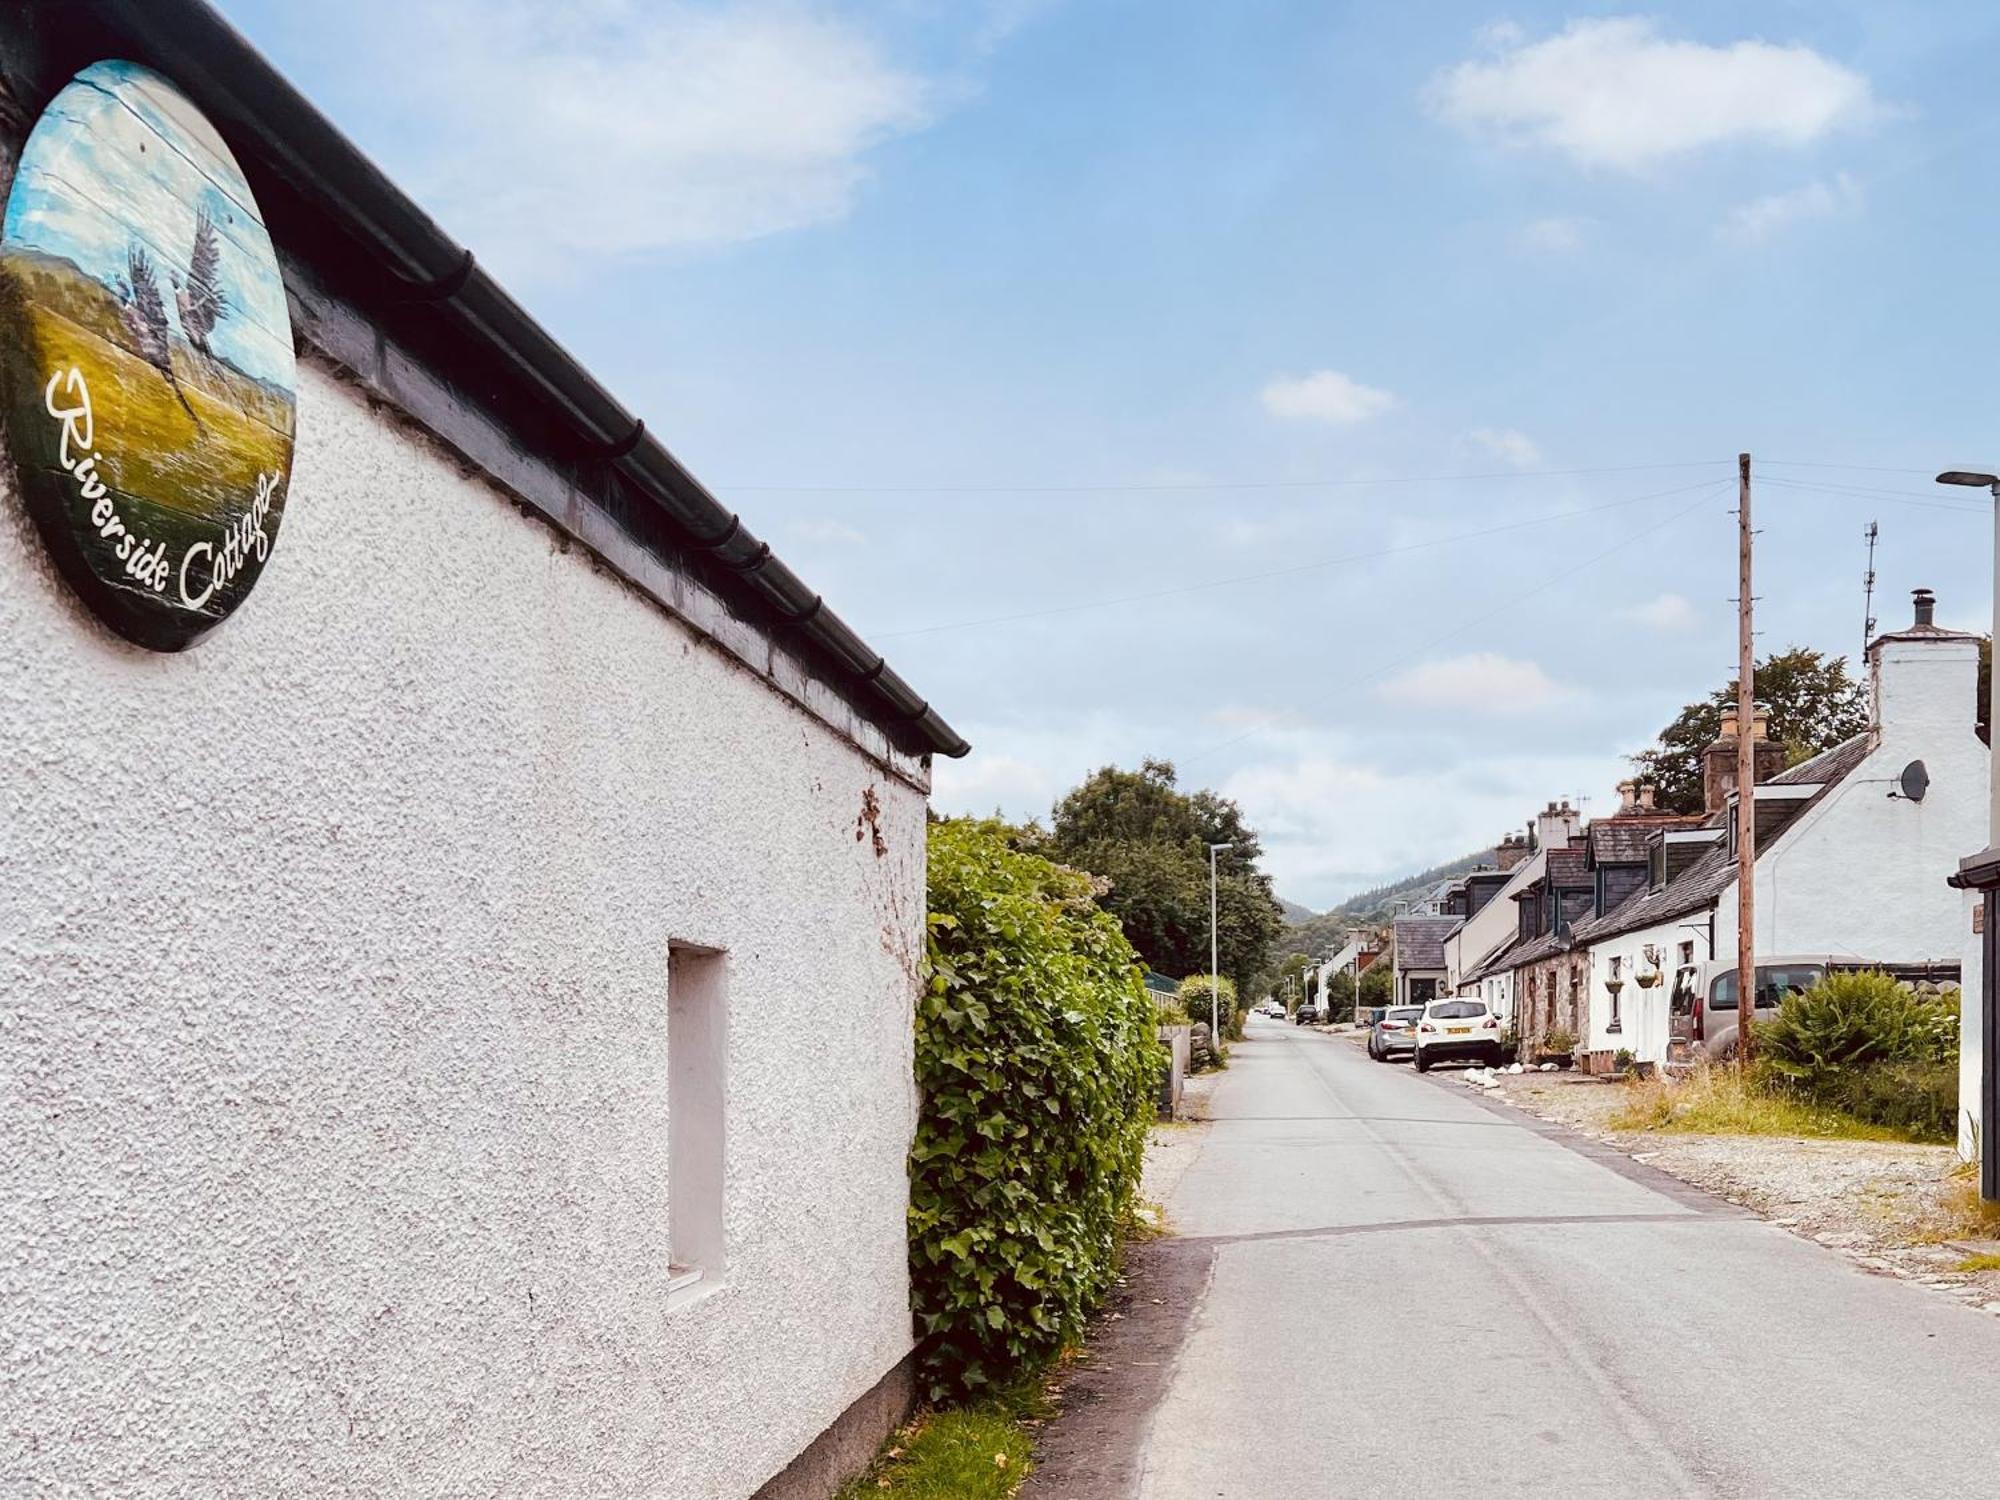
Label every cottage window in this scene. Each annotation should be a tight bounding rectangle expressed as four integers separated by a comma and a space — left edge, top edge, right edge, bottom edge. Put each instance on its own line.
668, 942, 729, 1300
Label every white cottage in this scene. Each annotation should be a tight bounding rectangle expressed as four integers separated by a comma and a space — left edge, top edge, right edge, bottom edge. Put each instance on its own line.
0, 8, 961, 1497
1575, 591, 1984, 1097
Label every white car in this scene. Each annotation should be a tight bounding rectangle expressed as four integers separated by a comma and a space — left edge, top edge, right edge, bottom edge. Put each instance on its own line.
1412, 997, 1507, 1072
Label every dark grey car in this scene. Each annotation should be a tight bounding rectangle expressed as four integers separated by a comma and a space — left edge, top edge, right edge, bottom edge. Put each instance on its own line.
1367, 1005, 1424, 1062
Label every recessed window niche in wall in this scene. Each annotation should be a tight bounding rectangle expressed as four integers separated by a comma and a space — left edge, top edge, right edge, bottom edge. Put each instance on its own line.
668, 942, 728, 1297
0, 59, 297, 650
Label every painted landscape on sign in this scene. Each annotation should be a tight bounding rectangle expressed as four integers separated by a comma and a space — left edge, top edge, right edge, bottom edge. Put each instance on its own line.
0, 59, 295, 647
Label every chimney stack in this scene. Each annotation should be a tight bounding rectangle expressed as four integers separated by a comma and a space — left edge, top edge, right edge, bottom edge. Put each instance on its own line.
1493, 832, 1529, 870
1535, 799, 1582, 849
1703, 702, 1787, 814
1867, 586, 1980, 741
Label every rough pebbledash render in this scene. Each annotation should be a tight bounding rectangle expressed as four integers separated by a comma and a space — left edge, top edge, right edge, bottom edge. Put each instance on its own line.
1, 361, 930, 1498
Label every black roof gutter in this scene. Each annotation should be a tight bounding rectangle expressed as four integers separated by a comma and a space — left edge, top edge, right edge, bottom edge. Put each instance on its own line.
13, 0, 967, 760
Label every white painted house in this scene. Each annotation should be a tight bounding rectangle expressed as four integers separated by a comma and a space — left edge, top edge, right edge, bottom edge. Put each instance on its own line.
1447, 808, 1580, 1019
0, 9, 961, 1497
1575, 592, 1984, 1118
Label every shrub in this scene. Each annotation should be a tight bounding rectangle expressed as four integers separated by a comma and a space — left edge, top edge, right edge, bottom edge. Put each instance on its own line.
1358, 965, 1393, 1012
1323, 970, 1357, 1022
1824, 1059, 1958, 1142
912, 820, 1159, 1400
1178, 974, 1241, 1040
1755, 969, 1955, 1087
1753, 971, 1961, 1141
1543, 1026, 1578, 1055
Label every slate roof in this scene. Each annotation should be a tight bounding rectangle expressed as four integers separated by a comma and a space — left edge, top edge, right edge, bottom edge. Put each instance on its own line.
1394, 914, 1461, 971
1572, 732, 1872, 945
1587, 814, 1707, 865
1546, 844, 1591, 882
1770, 732, 1872, 788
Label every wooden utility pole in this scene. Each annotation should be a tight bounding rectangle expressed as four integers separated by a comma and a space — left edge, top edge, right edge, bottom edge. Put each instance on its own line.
1736, 453, 1757, 1075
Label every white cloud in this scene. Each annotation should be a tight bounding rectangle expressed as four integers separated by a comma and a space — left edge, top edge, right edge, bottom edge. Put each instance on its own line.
1622, 592, 1697, 630
1466, 427, 1543, 468
788, 518, 867, 545
1260, 370, 1398, 425
1224, 747, 1624, 904
360, 1, 932, 279
1716, 173, 1862, 245
930, 752, 1058, 818
1516, 215, 1589, 253
1376, 654, 1571, 715
1427, 17, 1876, 172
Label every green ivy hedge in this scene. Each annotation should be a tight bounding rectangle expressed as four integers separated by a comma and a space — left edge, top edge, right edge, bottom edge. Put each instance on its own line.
911, 819, 1159, 1400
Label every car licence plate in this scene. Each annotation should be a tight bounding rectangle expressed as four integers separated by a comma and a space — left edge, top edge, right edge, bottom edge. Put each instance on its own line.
1447, 1026, 1471, 1035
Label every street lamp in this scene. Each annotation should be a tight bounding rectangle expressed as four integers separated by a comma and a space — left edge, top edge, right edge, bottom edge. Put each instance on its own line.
1938, 469, 2000, 1200
1208, 842, 1230, 1041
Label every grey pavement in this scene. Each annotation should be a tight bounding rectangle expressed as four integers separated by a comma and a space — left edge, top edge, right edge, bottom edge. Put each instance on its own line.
1066, 1017, 2000, 1498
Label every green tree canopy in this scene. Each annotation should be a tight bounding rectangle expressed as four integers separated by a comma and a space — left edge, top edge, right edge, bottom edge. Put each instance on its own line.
1358, 964, 1393, 1010
1048, 759, 1285, 995
1629, 647, 1868, 814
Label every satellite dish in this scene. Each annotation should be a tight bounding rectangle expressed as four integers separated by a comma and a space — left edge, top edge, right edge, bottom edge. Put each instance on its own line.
1899, 760, 1930, 802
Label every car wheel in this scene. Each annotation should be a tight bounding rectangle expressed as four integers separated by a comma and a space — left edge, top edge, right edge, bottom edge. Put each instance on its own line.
1414, 1051, 1431, 1073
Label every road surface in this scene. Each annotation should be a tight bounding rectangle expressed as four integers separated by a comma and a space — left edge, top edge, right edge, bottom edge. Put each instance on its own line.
1033, 1016, 2000, 1498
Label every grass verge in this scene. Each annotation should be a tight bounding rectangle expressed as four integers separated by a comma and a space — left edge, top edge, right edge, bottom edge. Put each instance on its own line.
1904, 1170, 2000, 1247
835, 1379, 1050, 1500
1607, 1069, 1904, 1141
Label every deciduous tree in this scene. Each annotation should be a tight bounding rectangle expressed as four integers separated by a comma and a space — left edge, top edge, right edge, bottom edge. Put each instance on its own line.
1048, 760, 1285, 994
1629, 647, 1867, 814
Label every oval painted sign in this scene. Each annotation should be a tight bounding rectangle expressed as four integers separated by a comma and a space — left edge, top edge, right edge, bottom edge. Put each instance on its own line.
1, 59, 296, 650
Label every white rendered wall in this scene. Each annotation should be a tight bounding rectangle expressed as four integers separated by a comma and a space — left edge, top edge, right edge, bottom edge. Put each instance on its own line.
1444, 849, 1541, 995
0, 361, 925, 1498
1586, 917, 1699, 1063
1756, 640, 1983, 973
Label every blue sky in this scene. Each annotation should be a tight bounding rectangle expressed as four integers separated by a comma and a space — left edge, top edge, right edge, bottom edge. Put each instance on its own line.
6, 60, 293, 388
215, 0, 2000, 905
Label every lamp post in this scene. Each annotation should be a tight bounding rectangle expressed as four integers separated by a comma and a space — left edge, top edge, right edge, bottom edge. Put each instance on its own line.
1938, 469, 2000, 1200
1208, 842, 1230, 1041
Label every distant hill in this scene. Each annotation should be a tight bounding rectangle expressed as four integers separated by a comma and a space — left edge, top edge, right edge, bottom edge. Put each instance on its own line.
1272, 848, 1496, 962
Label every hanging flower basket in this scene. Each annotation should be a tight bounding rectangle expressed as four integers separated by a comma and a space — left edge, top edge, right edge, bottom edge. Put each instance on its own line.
1634, 971, 1662, 989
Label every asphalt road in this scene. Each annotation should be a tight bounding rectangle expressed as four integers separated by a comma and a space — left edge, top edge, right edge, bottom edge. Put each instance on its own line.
1111, 1018, 2000, 1498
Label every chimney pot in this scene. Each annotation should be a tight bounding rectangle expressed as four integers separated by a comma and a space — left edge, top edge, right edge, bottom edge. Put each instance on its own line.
1718, 705, 1739, 738
1637, 784, 1657, 809
1913, 588, 1936, 627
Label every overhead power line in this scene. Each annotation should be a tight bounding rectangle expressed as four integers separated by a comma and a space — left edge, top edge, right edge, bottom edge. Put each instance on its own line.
875, 476, 1729, 640
722, 460, 1732, 495
1177, 479, 1735, 766
1756, 475, 1992, 514
726, 457, 1962, 498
